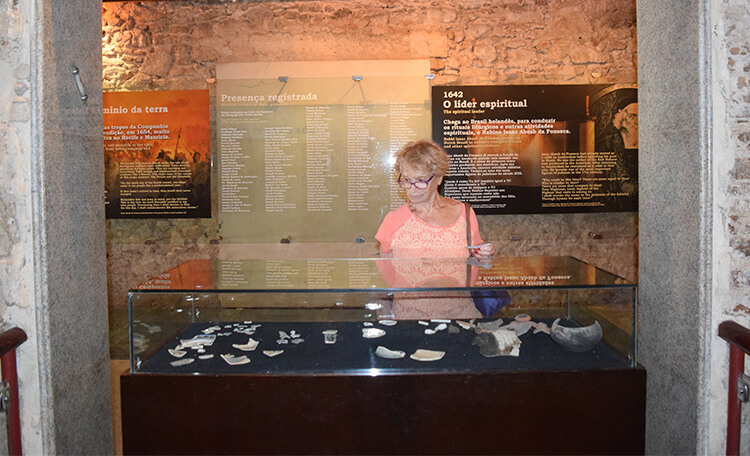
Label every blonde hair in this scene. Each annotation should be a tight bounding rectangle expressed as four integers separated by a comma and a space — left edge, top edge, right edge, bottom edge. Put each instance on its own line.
394, 139, 450, 177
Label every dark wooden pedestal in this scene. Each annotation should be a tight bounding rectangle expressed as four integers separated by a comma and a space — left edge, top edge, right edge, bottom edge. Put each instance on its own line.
121, 367, 645, 455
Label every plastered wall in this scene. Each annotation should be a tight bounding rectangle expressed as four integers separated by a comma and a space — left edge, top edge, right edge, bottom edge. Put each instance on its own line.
101, 0, 640, 311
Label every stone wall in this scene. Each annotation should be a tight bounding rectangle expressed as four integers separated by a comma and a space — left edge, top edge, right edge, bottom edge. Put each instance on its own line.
709, 0, 750, 453
0, 0, 43, 452
101, 0, 639, 312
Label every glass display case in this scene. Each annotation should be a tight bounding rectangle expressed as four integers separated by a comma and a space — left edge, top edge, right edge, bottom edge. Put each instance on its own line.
128, 255, 637, 375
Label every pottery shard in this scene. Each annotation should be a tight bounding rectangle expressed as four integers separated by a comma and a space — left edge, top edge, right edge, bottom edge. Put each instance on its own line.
410, 349, 445, 362
375, 346, 406, 359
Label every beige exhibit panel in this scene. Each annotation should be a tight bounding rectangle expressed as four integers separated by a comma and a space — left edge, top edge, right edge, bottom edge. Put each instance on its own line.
216, 60, 431, 244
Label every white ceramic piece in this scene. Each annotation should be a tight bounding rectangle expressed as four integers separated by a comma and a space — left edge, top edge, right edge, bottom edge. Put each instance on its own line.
198, 354, 213, 360
232, 338, 260, 351
532, 322, 551, 334
197, 348, 206, 354
434, 323, 448, 332
277, 339, 289, 344
279, 331, 290, 340
418, 321, 429, 326
181, 334, 216, 347
378, 320, 398, 326
322, 329, 338, 344
363, 322, 374, 327
168, 349, 186, 358
490, 329, 522, 357
170, 358, 195, 367
500, 320, 533, 337
362, 327, 386, 339
263, 350, 284, 357
220, 353, 251, 365
291, 338, 305, 344
456, 320, 475, 330
430, 319, 451, 323
290, 330, 300, 339
410, 349, 445, 362
425, 328, 436, 335
375, 346, 406, 359
190, 345, 203, 350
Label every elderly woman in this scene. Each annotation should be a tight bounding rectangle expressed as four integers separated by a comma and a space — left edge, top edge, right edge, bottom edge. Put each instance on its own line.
376, 139, 495, 260
375, 139, 496, 320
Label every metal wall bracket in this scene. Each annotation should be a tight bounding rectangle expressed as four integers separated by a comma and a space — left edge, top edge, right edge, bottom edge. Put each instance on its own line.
71, 65, 88, 102
0, 380, 10, 413
738, 373, 750, 403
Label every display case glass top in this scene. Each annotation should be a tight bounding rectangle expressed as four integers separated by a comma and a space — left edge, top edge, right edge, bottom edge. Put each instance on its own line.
132, 255, 632, 292
128, 256, 637, 375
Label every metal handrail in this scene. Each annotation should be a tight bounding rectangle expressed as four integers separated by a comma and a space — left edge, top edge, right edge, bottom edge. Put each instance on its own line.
718, 321, 750, 456
0, 327, 27, 456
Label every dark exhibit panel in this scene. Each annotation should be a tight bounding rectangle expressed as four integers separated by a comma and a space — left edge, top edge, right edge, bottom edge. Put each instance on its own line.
121, 367, 646, 455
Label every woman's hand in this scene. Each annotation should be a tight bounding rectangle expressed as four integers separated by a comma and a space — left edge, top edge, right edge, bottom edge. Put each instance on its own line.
469, 243, 495, 261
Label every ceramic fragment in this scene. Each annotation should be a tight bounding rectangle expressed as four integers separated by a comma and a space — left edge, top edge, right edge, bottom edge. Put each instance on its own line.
181, 334, 216, 347
263, 350, 284, 357
477, 319, 504, 331
456, 320, 475, 330
410, 349, 445, 362
170, 358, 195, 367
434, 323, 447, 332
448, 324, 460, 334
362, 327, 386, 339
500, 320, 533, 337
291, 338, 305, 344
232, 338, 260, 351
290, 330, 300, 339
550, 319, 602, 352
202, 325, 221, 334
198, 354, 214, 360
220, 353, 251, 366
279, 331, 290, 340
363, 322, 374, 327
424, 328, 436, 335
190, 345, 203, 350
472, 328, 521, 357
378, 320, 397, 326
197, 349, 206, 354
322, 329, 338, 344
375, 346, 406, 359
168, 349, 186, 358
430, 319, 451, 324
532, 322, 551, 334
276, 339, 289, 345
514, 313, 532, 322
244, 321, 253, 324
418, 321, 429, 326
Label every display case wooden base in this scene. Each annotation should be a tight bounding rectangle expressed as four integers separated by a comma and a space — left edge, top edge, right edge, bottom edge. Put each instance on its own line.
121, 366, 646, 455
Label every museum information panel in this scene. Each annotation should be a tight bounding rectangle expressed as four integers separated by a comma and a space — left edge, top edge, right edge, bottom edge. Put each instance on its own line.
433, 84, 638, 214
217, 61, 431, 243
103, 90, 211, 218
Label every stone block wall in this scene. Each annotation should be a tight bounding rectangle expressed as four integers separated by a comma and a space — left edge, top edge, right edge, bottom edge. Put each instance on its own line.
710, 0, 750, 453
101, 0, 639, 310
